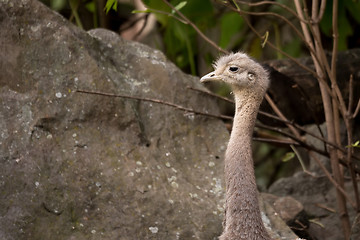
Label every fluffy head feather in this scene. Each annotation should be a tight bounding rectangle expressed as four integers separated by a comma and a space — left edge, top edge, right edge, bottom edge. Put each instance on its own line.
201, 52, 269, 94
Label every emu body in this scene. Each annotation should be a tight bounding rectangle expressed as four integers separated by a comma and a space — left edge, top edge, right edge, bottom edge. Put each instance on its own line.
201, 52, 271, 240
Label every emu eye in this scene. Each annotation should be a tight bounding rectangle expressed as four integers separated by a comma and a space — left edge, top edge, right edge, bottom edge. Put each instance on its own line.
229, 66, 239, 72
247, 72, 255, 81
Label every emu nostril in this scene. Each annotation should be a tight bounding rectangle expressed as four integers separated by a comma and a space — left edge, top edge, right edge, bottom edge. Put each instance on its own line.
210, 74, 215, 77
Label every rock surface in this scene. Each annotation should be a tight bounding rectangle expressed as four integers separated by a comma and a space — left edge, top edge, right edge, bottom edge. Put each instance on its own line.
0, 1, 228, 239
0, 1, 300, 240
269, 171, 360, 240
272, 196, 305, 224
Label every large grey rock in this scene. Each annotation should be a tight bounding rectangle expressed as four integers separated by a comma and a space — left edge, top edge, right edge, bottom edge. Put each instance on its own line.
0, 1, 301, 239
0, 1, 229, 239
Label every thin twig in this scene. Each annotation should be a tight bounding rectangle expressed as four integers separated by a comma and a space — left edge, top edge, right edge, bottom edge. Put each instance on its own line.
76, 89, 360, 169
253, 137, 299, 146
75, 89, 233, 121
348, 74, 354, 115
290, 144, 309, 174
265, 94, 300, 138
305, 0, 352, 236
315, 203, 336, 213
256, 123, 330, 157
236, 0, 307, 23
142, 8, 187, 24
317, 0, 327, 23
235, 8, 321, 62
189, 86, 360, 162
345, 74, 360, 211
302, 1, 346, 114
294, 0, 333, 97
353, 99, 360, 118
161, 0, 228, 54
224, 3, 319, 78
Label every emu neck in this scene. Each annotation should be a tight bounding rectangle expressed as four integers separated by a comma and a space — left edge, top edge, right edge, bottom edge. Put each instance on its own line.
221, 88, 270, 240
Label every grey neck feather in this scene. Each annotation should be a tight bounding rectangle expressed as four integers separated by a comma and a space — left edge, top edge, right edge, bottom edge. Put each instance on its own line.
219, 88, 271, 240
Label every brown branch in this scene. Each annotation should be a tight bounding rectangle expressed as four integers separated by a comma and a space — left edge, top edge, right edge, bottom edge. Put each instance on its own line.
253, 137, 299, 146
294, 0, 334, 98
331, 1, 351, 237
304, 0, 352, 237
141, 8, 187, 24
301, 1, 346, 114
236, 0, 306, 23
189, 86, 360, 162
265, 94, 301, 138
353, 99, 360, 118
75, 89, 233, 121
346, 75, 360, 211
76, 89, 360, 171
331, 0, 339, 86
233, 7, 322, 64
316, 0, 327, 23
235, 9, 307, 49
348, 74, 354, 116
255, 122, 333, 158
224, 3, 319, 78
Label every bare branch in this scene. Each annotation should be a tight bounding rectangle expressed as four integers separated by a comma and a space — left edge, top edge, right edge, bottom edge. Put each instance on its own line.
189, 87, 360, 162
234, 9, 307, 50
236, 0, 313, 25
265, 94, 301, 138
353, 99, 360, 118
253, 137, 299, 146
223, 2, 319, 78
348, 74, 354, 115
75, 89, 233, 121
317, 0, 327, 23
161, 0, 228, 54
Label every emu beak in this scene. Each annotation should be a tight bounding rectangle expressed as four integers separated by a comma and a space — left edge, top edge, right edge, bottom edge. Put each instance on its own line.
200, 71, 222, 83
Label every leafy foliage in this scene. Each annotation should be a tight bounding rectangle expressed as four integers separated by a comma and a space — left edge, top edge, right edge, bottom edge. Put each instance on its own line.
41, 0, 360, 73
104, 0, 118, 14
141, 0, 215, 75
219, 12, 244, 49
320, 0, 356, 50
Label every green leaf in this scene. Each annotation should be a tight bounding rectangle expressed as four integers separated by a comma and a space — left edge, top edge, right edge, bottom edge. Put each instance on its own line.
346, 140, 360, 148
261, 31, 269, 48
85, 2, 96, 13
219, 12, 243, 49
231, 0, 240, 10
171, 1, 187, 14
104, 0, 118, 14
345, 0, 360, 24
282, 152, 295, 162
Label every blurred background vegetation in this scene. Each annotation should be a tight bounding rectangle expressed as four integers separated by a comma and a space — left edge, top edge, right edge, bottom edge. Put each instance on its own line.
41, 0, 360, 74
40, 0, 360, 189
